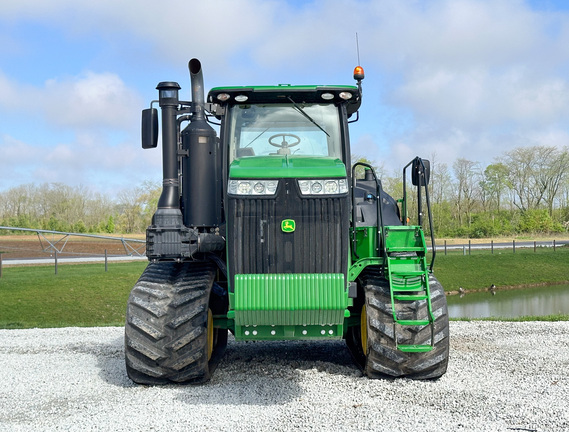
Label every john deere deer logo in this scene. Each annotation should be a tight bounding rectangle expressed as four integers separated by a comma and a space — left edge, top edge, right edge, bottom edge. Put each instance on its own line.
281, 219, 296, 233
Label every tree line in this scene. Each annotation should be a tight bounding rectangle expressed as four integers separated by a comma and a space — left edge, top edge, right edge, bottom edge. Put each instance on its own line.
0, 181, 161, 235
379, 145, 569, 237
1, 145, 568, 237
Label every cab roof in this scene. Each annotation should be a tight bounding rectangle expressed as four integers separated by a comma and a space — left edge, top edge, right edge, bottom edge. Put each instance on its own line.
207, 84, 360, 105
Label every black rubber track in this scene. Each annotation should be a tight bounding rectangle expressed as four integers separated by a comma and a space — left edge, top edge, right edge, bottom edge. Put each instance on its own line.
346, 267, 449, 379
125, 261, 227, 385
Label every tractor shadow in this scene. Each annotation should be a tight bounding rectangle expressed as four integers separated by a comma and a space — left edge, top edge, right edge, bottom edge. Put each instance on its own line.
91, 335, 362, 406
90, 335, 139, 389
174, 337, 362, 406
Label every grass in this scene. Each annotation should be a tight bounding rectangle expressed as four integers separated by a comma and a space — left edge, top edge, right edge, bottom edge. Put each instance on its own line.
0, 248, 568, 329
0, 261, 147, 329
432, 246, 569, 292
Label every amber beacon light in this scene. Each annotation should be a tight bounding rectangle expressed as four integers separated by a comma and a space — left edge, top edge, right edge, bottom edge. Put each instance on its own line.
353, 65, 365, 81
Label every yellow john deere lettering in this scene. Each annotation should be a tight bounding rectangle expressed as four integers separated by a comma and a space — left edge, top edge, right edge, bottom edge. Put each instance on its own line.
281, 219, 296, 232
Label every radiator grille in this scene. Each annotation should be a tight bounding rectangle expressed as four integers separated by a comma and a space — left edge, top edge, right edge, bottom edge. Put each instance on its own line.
227, 179, 349, 279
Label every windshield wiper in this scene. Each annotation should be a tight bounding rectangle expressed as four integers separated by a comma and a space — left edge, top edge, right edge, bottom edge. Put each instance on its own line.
245, 126, 270, 148
287, 97, 330, 137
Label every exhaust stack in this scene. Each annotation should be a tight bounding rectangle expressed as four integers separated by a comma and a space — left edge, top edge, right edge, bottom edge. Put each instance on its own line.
180, 59, 222, 227
189, 59, 206, 121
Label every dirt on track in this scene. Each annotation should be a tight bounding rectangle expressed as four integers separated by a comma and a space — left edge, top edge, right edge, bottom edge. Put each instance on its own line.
0, 234, 145, 260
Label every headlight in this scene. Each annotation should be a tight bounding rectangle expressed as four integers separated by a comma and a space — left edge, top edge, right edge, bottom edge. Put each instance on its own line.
228, 179, 278, 196
297, 179, 348, 195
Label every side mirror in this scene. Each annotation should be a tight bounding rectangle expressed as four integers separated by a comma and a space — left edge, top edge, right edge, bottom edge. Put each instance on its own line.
141, 108, 158, 149
412, 158, 430, 186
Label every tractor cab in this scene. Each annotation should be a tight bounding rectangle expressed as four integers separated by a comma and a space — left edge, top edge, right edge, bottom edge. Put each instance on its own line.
208, 85, 361, 181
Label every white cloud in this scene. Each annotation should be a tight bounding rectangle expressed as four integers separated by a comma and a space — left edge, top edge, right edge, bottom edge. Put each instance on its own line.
1, 0, 280, 72
0, 132, 161, 196
42, 72, 142, 130
393, 66, 569, 129
0, 69, 141, 131
0, 71, 31, 111
0, 135, 36, 171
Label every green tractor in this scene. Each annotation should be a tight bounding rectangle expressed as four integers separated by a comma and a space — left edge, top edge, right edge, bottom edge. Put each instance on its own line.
125, 59, 449, 384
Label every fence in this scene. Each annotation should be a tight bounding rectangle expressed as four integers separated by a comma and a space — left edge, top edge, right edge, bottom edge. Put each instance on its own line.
0, 226, 146, 277
437, 239, 569, 255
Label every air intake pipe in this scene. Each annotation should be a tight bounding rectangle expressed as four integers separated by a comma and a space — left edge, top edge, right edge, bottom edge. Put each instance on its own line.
156, 81, 181, 210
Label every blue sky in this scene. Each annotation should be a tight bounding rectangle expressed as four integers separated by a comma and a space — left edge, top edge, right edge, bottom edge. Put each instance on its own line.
1, 0, 569, 197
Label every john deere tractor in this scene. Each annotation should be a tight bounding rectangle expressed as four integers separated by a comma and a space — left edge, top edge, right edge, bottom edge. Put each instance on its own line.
125, 58, 449, 384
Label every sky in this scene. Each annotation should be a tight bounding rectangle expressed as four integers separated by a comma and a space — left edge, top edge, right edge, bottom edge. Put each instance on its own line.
1, 0, 569, 198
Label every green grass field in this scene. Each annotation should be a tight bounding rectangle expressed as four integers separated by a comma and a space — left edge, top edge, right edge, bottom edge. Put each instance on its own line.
433, 246, 569, 291
0, 262, 147, 328
0, 247, 567, 328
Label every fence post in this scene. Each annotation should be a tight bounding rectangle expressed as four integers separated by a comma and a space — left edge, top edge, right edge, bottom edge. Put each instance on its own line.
553, 239, 556, 252
444, 240, 447, 256
105, 249, 108, 272
0, 253, 2, 278
491, 240, 494, 254
513, 240, 515, 254
468, 240, 471, 255
462, 246, 466, 256
55, 251, 58, 275
534, 241, 536, 253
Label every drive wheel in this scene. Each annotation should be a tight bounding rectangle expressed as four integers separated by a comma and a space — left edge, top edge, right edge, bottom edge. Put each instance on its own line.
346, 267, 449, 379
125, 261, 228, 385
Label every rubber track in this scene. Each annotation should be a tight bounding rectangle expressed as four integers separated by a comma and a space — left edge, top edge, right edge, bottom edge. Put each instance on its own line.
125, 261, 216, 384
362, 267, 450, 379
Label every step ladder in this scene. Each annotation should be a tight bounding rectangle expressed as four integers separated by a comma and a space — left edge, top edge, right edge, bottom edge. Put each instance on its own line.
384, 225, 435, 353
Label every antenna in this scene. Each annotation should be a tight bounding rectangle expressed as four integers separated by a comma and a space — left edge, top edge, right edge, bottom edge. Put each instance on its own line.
356, 32, 361, 66
353, 33, 365, 83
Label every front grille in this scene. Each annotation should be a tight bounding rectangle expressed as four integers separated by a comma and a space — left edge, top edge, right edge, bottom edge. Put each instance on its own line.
227, 179, 349, 278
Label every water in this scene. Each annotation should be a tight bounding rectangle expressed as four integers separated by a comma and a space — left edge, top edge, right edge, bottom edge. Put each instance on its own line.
446, 284, 569, 319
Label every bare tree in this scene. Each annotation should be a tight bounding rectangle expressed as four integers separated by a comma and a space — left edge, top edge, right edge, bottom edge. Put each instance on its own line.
453, 158, 481, 227
428, 154, 453, 233
116, 187, 144, 234
502, 146, 569, 214
542, 147, 569, 216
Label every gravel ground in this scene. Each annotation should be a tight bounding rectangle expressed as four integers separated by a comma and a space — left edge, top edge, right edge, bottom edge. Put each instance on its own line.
1, 321, 568, 432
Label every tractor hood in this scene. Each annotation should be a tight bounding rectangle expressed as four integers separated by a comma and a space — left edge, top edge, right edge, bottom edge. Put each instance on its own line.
229, 156, 347, 178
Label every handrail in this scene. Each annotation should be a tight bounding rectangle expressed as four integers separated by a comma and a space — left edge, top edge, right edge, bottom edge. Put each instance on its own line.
402, 157, 436, 271
351, 162, 386, 261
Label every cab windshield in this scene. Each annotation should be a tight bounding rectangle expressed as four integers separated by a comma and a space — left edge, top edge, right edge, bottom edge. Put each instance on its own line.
227, 103, 342, 162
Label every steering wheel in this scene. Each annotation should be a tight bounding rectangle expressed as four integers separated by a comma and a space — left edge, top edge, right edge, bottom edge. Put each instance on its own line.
268, 133, 301, 149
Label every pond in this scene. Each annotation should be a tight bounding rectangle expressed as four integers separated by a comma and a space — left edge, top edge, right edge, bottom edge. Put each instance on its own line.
446, 283, 569, 319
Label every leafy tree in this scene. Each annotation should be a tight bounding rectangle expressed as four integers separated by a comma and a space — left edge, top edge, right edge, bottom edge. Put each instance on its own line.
350, 154, 383, 180
73, 220, 87, 233
481, 163, 509, 212
518, 209, 563, 234
105, 215, 115, 234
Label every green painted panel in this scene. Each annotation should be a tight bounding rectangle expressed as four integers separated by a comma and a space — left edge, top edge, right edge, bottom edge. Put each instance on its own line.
384, 225, 426, 253
351, 226, 379, 259
233, 324, 345, 341
233, 273, 347, 326
229, 156, 346, 179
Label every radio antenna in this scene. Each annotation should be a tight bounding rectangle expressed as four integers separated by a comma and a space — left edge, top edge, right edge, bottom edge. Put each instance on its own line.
356, 32, 361, 65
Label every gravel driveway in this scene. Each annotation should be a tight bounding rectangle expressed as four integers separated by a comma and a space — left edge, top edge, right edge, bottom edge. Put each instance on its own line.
1, 321, 568, 431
